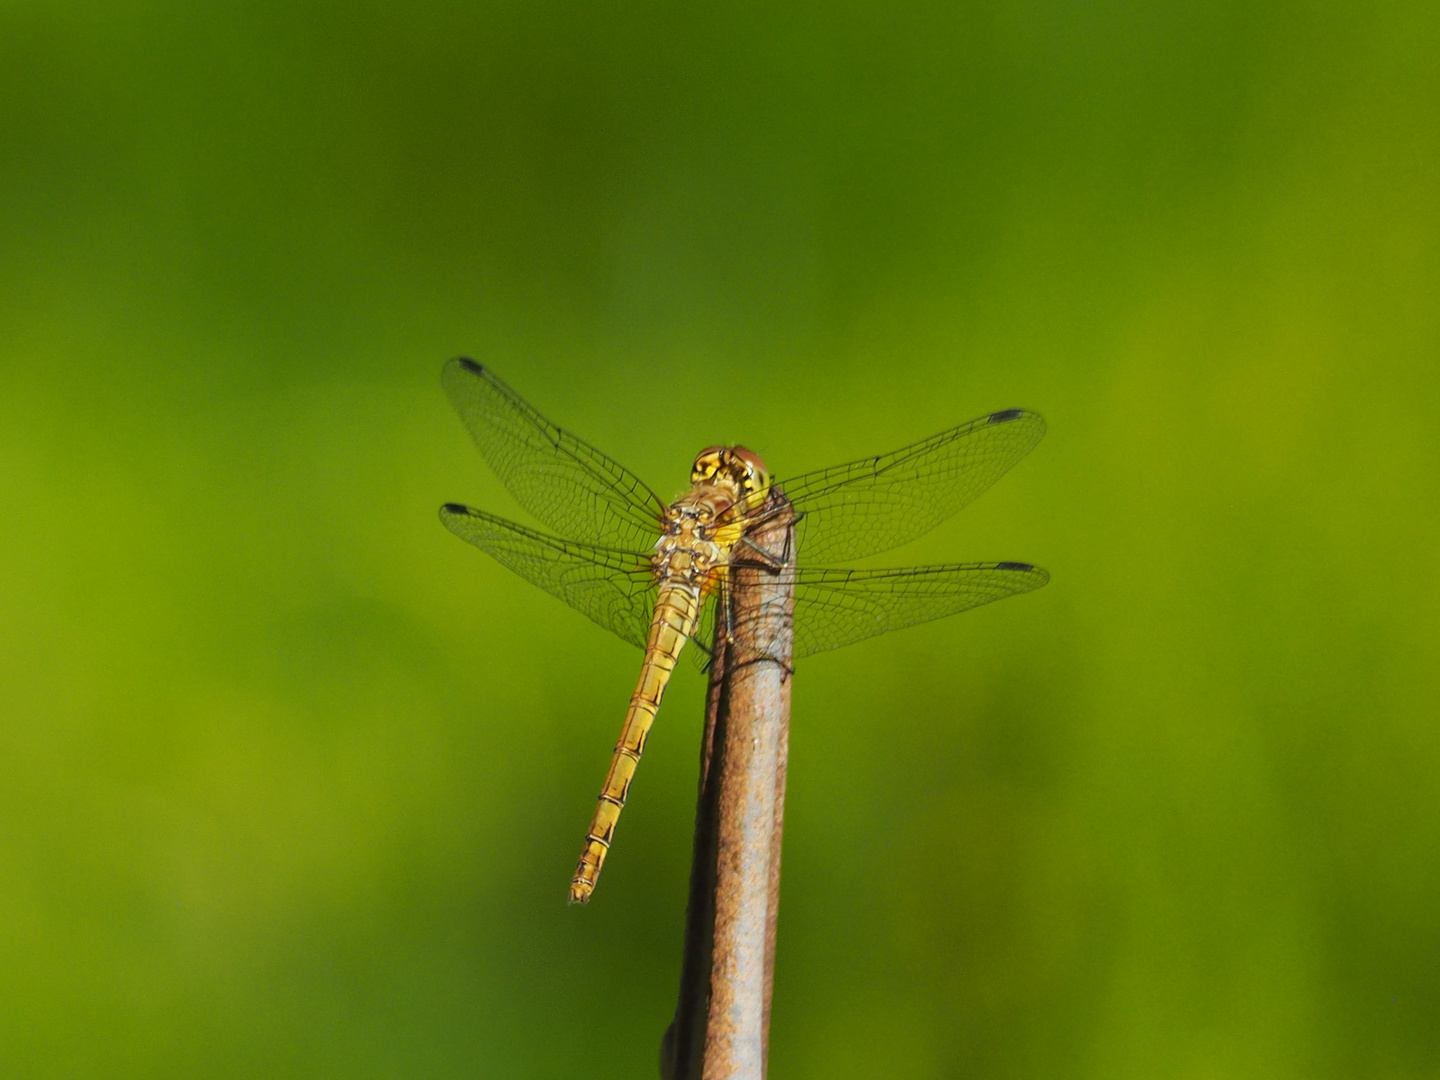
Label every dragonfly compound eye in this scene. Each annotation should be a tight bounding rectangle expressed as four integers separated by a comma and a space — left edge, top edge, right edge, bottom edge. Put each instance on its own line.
730, 446, 771, 502
691, 447, 727, 483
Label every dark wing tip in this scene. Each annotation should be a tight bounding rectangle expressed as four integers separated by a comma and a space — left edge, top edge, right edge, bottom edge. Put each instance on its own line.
988, 408, 1025, 424
440, 502, 472, 515
455, 357, 483, 375
996, 561, 1050, 588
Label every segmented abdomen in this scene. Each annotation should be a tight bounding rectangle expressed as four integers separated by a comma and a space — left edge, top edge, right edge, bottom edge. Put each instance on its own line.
569, 582, 703, 904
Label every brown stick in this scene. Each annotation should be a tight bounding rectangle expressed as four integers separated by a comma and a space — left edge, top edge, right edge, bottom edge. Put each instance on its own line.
662, 497, 794, 1080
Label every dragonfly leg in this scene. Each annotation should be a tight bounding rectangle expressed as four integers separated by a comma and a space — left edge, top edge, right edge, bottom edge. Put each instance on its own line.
723, 531, 795, 673
732, 498, 796, 533
732, 533, 789, 572
723, 579, 735, 646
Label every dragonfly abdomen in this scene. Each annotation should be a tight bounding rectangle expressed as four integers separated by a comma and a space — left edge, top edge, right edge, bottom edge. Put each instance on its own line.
569, 582, 704, 904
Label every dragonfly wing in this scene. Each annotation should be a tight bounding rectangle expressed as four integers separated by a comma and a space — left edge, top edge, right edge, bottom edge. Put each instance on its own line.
775, 409, 1045, 565
689, 589, 722, 672
787, 561, 1048, 659
443, 359, 668, 552
440, 503, 656, 650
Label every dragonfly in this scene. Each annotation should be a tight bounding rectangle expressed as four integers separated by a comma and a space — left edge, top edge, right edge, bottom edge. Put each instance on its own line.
438, 359, 1047, 904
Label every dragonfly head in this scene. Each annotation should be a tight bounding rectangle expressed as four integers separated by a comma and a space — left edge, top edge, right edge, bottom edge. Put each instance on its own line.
691, 445, 771, 512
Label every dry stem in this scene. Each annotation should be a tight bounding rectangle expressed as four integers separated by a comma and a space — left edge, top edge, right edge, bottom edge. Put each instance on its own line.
662, 497, 794, 1080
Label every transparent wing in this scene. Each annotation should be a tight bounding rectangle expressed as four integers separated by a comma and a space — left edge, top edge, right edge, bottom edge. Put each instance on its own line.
440, 503, 656, 649
775, 409, 1046, 565
443, 359, 668, 551
783, 561, 1049, 659
689, 589, 722, 672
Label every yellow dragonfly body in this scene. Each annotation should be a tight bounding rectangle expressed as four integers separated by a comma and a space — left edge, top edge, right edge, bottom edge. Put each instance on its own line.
569, 445, 773, 903
439, 359, 1047, 903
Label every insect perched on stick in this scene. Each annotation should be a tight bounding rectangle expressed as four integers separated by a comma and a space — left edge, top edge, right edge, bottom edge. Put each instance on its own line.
438, 359, 1047, 903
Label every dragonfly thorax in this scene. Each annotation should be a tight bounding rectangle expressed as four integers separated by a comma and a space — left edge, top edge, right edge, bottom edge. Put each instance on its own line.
652, 458, 766, 595
653, 496, 728, 593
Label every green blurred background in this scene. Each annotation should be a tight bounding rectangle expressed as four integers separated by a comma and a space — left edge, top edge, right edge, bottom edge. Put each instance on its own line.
2, 2, 1437, 1076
